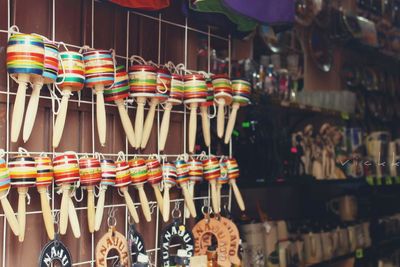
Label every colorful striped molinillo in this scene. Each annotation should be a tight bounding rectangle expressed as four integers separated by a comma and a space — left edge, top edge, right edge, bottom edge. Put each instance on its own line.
224, 79, 251, 144
83, 49, 115, 147
129, 64, 158, 148
95, 159, 116, 231
184, 74, 207, 153
159, 74, 184, 151
53, 152, 81, 238
200, 78, 214, 147
129, 158, 151, 222
140, 67, 172, 149
53, 51, 85, 148
24, 40, 60, 143
9, 153, 37, 242
35, 155, 55, 239
175, 159, 197, 218
0, 156, 19, 236
212, 74, 233, 139
79, 157, 102, 233
7, 33, 45, 143
226, 157, 245, 211
216, 158, 229, 213
202, 156, 221, 213
187, 158, 203, 218
146, 158, 164, 217
115, 159, 139, 223
162, 162, 177, 222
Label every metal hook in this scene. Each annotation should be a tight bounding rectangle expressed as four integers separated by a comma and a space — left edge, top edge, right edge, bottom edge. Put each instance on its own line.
107, 207, 117, 228
53, 210, 60, 235
172, 201, 182, 219
149, 202, 157, 215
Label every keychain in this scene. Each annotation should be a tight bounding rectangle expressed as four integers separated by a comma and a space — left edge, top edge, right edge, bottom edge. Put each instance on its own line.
127, 215, 147, 263
160, 202, 194, 267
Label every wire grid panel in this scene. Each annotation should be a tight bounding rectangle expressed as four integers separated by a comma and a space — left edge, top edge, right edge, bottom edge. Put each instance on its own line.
0, 0, 232, 266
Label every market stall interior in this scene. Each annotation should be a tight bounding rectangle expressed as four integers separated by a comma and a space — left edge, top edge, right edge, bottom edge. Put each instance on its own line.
1, 0, 400, 266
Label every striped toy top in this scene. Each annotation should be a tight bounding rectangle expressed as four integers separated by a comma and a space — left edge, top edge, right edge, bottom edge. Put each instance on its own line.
42, 40, 59, 84
0, 158, 11, 193
162, 162, 177, 187
200, 78, 214, 107
202, 157, 220, 181
114, 160, 131, 188
232, 79, 251, 106
128, 158, 148, 185
188, 159, 203, 183
129, 65, 157, 98
100, 159, 116, 186
35, 156, 53, 187
174, 159, 189, 184
146, 158, 163, 185
57, 51, 85, 91
9, 155, 37, 188
212, 74, 233, 104
79, 157, 102, 186
83, 50, 114, 88
53, 153, 80, 185
104, 65, 130, 102
218, 158, 229, 185
167, 74, 183, 105
226, 158, 240, 180
183, 74, 207, 104
155, 68, 171, 102
7, 33, 45, 77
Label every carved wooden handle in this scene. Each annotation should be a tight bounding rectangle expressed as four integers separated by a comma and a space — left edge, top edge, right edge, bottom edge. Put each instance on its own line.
188, 103, 198, 153
87, 186, 95, 233
134, 97, 146, 148
137, 185, 151, 222
209, 180, 219, 214
68, 198, 81, 238
53, 89, 71, 148
162, 186, 170, 222
11, 73, 30, 142
224, 103, 240, 144
23, 80, 43, 142
141, 100, 158, 149
200, 106, 211, 147
94, 186, 107, 231
159, 103, 172, 151
95, 85, 107, 146
152, 184, 163, 216
0, 191, 19, 236
38, 187, 55, 240
121, 187, 139, 223
216, 99, 226, 138
17, 187, 28, 242
181, 182, 197, 218
216, 183, 222, 213
116, 99, 136, 148
230, 180, 245, 211
59, 184, 70, 235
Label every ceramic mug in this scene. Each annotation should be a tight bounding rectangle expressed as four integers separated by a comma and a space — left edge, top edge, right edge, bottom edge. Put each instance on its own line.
303, 232, 323, 265
347, 225, 358, 252
320, 231, 334, 261
337, 227, 350, 256
362, 221, 372, 248
328, 195, 358, 222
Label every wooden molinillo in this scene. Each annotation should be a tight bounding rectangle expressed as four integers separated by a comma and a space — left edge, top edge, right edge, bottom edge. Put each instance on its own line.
115, 158, 140, 223
141, 66, 171, 149
162, 162, 177, 222
83, 49, 115, 146
53, 152, 81, 238
175, 158, 197, 218
146, 157, 164, 219
23, 40, 59, 142
200, 78, 214, 147
7, 33, 45, 142
9, 149, 37, 242
226, 157, 245, 211
0, 153, 20, 236
184, 74, 207, 153
104, 65, 136, 147
212, 75, 232, 138
159, 73, 184, 151
35, 155, 55, 240
185, 158, 203, 218
224, 79, 251, 144
217, 157, 229, 213
202, 156, 220, 213
95, 158, 116, 231
129, 64, 158, 148
53, 51, 85, 148
79, 157, 102, 233
128, 158, 151, 222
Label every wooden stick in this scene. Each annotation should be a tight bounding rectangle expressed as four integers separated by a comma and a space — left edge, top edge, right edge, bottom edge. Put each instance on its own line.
53, 88, 71, 148
188, 103, 198, 153
200, 106, 211, 147
152, 184, 163, 215
0, 191, 19, 236
184, 181, 195, 219
159, 102, 172, 151
11, 74, 30, 142
94, 185, 107, 231
224, 103, 240, 144
216, 183, 222, 213
38, 186, 55, 240
59, 184, 70, 235
87, 186, 95, 233
23, 78, 43, 143
216, 99, 226, 138
209, 180, 219, 213
115, 99, 136, 148
162, 186, 171, 222
17, 187, 28, 242
181, 182, 197, 218
134, 97, 146, 148
141, 99, 158, 149
136, 185, 151, 222
120, 187, 139, 223
68, 198, 81, 238
95, 84, 107, 146
230, 180, 245, 211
